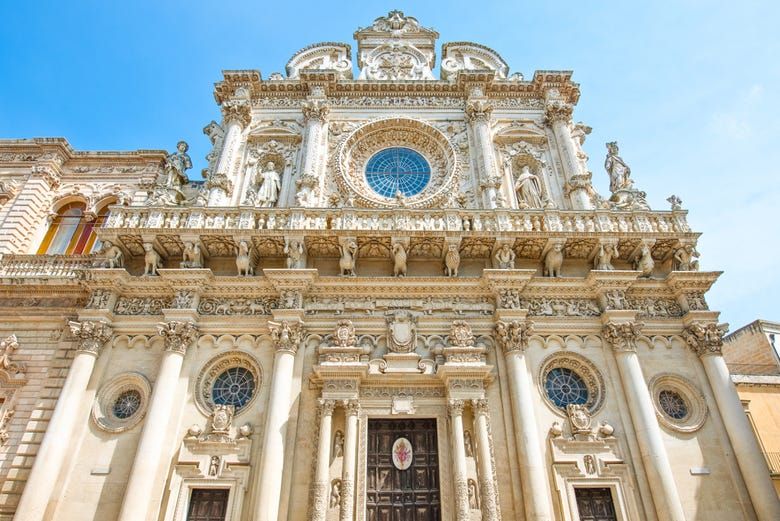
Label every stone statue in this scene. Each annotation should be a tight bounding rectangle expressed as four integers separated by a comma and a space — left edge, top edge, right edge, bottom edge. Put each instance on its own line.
667, 194, 683, 210
164, 141, 192, 190
634, 244, 654, 278
593, 243, 618, 271
209, 456, 220, 477
333, 430, 344, 458
604, 141, 632, 193
543, 243, 564, 277
143, 243, 161, 276
338, 239, 358, 277
514, 165, 544, 209
285, 239, 305, 269
236, 240, 254, 276
180, 241, 204, 269
464, 430, 474, 457
673, 244, 700, 271
583, 455, 596, 475
329, 479, 341, 508
468, 479, 479, 509
255, 161, 282, 208
444, 244, 460, 277
392, 242, 407, 277
94, 240, 124, 269
494, 244, 516, 269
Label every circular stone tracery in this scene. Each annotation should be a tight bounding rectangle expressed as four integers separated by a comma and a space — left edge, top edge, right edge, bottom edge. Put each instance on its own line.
211, 366, 256, 409
538, 352, 605, 414
112, 389, 142, 419
545, 367, 589, 408
365, 147, 431, 197
92, 372, 151, 433
649, 373, 708, 433
196, 352, 262, 415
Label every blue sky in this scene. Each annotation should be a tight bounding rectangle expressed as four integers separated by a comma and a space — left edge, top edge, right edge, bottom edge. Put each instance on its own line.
1, 1, 778, 330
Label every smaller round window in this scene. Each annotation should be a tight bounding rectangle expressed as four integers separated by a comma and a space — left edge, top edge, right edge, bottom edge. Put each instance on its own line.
212, 367, 255, 409
545, 367, 589, 409
112, 389, 142, 419
658, 389, 688, 420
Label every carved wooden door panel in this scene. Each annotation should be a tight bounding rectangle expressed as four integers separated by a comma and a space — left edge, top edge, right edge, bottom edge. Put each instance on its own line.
366, 418, 441, 521
575, 487, 618, 521
186, 488, 229, 521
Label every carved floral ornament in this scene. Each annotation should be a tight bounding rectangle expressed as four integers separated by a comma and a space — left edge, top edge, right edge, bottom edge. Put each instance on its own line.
683, 322, 725, 357
602, 321, 644, 353
332, 319, 356, 348
157, 320, 198, 354
69, 320, 113, 355
448, 320, 474, 347
494, 320, 534, 353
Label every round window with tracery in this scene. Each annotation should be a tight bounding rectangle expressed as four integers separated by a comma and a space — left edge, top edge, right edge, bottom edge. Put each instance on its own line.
112, 389, 142, 419
365, 147, 431, 198
650, 373, 708, 433
196, 352, 262, 415
93, 373, 151, 433
545, 367, 589, 408
212, 366, 256, 409
538, 352, 605, 414
658, 389, 688, 420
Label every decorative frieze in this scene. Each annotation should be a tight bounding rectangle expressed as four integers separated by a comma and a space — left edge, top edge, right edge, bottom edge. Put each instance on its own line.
197, 297, 277, 316
115, 296, 171, 315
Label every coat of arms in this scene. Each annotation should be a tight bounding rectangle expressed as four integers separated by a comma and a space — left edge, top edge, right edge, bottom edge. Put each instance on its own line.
386, 311, 417, 354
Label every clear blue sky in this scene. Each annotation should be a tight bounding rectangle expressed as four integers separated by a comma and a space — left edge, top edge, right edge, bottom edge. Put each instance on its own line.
1, 1, 778, 330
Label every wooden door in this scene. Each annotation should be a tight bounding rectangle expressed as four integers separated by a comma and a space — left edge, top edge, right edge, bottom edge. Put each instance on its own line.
187, 488, 229, 521
575, 487, 618, 521
366, 418, 441, 521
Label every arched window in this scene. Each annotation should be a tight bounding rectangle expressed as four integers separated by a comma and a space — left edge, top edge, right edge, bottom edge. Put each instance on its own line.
37, 201, 111, 255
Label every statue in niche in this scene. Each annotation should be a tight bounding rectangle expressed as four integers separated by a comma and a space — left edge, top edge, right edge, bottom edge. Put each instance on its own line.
93, 240, 124, 269
673, 244, 700, 271
254, 161, 282, 208
208, 456, 220, 477
494, 244, 516, 269
593, 243, 618, 271
583, 455, 596, 475
329, 479, 341, 508
604, 141, 633, 193
464, 430, 474, 457
514, 165, 544, 209
333, 430, 344, 458
164, 141, 192, 190
392, 243, 407, 277
467, 479, 479, 509
180, 241, 204, 269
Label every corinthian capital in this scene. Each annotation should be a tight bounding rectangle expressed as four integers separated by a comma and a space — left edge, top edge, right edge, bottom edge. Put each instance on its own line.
683, 322, 725, 357
269, 320, 306, 354
465, 99, 493, 123
447, 399, 465, 417
301, 99, 330, 122
602, 321, 643, 353
157, 320, 198, 354
544, 99, 573, 125
69, 320, 113, 355
495, 320, 534, 353
471, 398, 490, 417
221, 100, 252, 128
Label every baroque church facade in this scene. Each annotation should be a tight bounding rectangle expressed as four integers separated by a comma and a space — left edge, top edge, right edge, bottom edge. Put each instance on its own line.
0, 10, 777, 521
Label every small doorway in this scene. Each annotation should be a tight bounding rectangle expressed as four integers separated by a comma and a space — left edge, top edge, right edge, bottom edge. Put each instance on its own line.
575, 487, 618, 521
366, 418, 441, 520
186, 488, 229, 521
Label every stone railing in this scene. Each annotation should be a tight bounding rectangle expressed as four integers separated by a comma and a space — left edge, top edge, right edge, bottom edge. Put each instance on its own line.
0, 254, 93, 279
103, 206, 691, 235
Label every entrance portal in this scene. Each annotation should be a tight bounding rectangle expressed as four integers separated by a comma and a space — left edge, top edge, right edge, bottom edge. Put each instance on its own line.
366, 418, 441, 520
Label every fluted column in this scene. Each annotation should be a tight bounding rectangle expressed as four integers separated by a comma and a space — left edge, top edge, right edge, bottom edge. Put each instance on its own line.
298, 99, 330, 207
603, 321, 686, 521
684, 322, 780, 521
495, 320, 553, 521
448, 399, 470, 521
117, 320, 198, 521
472, 399, 501, 521
13, 320, 112, 521
309, 399, 336, 521
253, 319, 306, 521
466, 99, 500, 209
209, 100, 250, 206
340, 400, 360, 521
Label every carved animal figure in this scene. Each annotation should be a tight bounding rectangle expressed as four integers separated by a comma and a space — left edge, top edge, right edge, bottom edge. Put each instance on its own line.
543, 243, 564, 277
180, 241, 203, 269
143, 243, 161, 276
444, 244, 460, 277
96, 240, 124, 269
339, 240, 358, 277
236, 240, 254, 276
392, 243, 407, 277
634, 244, 654, 278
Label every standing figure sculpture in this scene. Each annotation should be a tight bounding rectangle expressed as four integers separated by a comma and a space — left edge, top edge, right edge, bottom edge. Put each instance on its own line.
604, 142, 632, 194
593, 243, 618, 271
164, 141, 192, 190
514, 165, 544, 209
392, 242, 407, 277
285, 239, 305, 269
255, 161, 282, 208
494, 243, 516, 269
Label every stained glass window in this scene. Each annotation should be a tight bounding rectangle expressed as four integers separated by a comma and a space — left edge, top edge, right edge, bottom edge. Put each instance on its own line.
658, 389, 688, 420
545, 367, 589, 408
365, 147, 431, 198
112, 389, 142, 419
212, 367, 255, 409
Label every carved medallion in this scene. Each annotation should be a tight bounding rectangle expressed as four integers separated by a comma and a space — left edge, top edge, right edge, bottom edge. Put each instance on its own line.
386, 311, 417, 353
392, 437, 413, 470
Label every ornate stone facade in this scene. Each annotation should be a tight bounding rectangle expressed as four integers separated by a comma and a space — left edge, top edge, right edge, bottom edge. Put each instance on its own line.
0, 10, 777, 521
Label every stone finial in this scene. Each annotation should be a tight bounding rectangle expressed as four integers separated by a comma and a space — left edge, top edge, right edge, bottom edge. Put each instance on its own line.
683, 322, 726, 357
667, 194, 683, 210
269, 320, 306, 354
449, 320, 474, 347
69, 320, 113, 355
157, 320, 198, 354
495, 320, 534, 353
602, 321, 643, 353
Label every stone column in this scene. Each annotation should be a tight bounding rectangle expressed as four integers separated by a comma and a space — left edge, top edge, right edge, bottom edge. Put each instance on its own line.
309, 398, 336, 521
298, 99, 330, 207
117, 320, 198, 521
253, 319, 306, 521
209, 100, 250, 206
603, 321, 686, 521
340, 400, 360, 521
544, 96, 593, 209
495, 320, 554, 521
471, 399, 501, 521
13, 320, 112, 521
448, 399, 470, 521
684, 322, 780, 521
466, 99, 500, 209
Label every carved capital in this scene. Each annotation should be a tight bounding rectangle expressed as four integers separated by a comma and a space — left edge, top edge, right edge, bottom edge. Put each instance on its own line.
343, 399, 360, 417
544, 99, 573, 124
465, 99, 493, 123
471, 398, 490, 417
448, 399, 465, 417
269, 320, 306, 354
157, 320, 198, 354
302, 99, 331, 122
495, 320, 533, 353
221, 100, 251, 128
602, 321, 643, 353
69, 320, 113, 355
683, 322, 725, 357
318, 398, 337, 416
